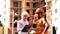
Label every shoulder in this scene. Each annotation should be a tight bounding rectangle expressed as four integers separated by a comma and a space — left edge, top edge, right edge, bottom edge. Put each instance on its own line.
36, 19, 41, 24
27, 21, 29, 23
36, 18, 45, 24
26, 21, 29, 25
17, 20, 22, 24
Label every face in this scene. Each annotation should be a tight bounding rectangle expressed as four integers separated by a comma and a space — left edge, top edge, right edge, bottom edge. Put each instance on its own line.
23, 14, 28, 20
34, 14, 38, 20
38, 13, 42, 17
36, 12, 43, 19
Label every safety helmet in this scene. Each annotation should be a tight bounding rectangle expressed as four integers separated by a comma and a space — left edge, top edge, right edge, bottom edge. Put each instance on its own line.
35, 8, 44, 13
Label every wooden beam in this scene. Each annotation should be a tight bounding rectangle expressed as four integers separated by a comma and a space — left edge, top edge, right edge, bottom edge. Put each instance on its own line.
22, 0, 26, 12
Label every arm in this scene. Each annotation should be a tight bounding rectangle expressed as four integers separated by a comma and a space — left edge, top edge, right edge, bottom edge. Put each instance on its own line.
17, 21, 20, 32
42, 23, 48, 34
42, 18, 49, 34
42, 15, 49, 33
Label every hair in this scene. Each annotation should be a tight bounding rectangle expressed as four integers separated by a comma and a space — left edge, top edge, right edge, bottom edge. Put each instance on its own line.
21, 12, 29, 20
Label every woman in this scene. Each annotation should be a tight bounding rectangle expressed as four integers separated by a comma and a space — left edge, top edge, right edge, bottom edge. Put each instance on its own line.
17, 12, 29, 34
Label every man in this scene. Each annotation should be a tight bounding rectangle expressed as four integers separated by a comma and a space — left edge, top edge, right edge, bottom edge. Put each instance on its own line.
35, 8, 49, 34
17, 12, 29, 34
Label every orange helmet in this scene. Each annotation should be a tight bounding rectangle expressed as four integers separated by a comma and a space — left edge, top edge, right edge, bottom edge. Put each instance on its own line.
35, 8, 44, 13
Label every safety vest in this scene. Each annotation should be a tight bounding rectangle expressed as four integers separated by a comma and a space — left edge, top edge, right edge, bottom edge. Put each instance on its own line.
36, 18, 48, 34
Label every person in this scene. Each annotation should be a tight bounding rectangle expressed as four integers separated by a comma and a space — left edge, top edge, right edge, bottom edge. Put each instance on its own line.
34, 8, 49, 34
17, 12, 29, 34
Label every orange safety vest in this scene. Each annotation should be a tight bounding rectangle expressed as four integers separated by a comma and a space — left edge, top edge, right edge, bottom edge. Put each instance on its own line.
36, 18, 48, 34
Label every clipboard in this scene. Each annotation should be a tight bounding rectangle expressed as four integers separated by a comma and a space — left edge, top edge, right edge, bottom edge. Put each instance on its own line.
33, 24, 37, 28
22, 25, 30, 32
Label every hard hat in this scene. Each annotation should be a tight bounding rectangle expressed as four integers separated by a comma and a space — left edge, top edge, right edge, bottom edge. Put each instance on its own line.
35, 8, 44, 13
